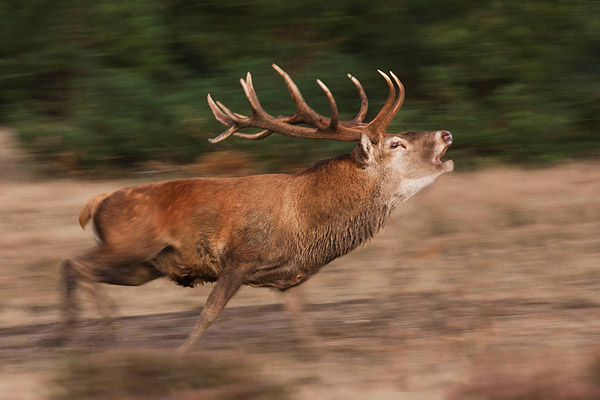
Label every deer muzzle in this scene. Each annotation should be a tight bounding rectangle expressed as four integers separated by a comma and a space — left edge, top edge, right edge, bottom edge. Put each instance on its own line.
440, 130, 452, 143
434, 131, 454, 172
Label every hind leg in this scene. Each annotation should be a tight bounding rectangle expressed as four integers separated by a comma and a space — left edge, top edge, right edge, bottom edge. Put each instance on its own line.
58, 256, 116, 343
60, 247, 164, 341
62, 259, 80, 329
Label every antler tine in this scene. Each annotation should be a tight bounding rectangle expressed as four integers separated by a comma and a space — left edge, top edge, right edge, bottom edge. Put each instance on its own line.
208, 123, 239, 144
215, 100, 239, 121
388, 71, 405, 122
272, 64, 327, 129
240, 72, 267, 117
316, 79, 339, 130
239, 70, 315, 139
207, 94, 241, 143
233, 130, 273, 140
348, 74, 368, 123
209, 73, 273, 143
367, 70, 397, 135
207, 94, 230, 126
365, 70, 406, 139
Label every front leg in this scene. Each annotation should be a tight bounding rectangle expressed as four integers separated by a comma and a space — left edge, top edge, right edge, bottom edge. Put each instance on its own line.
281, 284, 319, 343
177, 265, 248, 355
280, 284, 328, 362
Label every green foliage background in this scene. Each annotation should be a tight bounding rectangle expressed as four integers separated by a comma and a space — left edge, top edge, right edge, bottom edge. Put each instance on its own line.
1, 0, 598, 172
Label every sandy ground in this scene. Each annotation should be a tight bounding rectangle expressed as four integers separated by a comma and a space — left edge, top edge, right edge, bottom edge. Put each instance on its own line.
0, 127, 599, 399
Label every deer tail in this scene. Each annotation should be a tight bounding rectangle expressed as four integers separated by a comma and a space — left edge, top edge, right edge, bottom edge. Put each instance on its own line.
78, 193, 110, 229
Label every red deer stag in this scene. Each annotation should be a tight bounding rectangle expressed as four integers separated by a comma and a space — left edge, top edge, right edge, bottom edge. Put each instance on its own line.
61, 64, 453, 353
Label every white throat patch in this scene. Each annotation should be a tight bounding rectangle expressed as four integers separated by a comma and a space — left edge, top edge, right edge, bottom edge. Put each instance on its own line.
397, 175, 438, 202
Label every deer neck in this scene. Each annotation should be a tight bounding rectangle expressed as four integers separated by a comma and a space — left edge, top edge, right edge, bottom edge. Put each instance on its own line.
291, 155, 397, 267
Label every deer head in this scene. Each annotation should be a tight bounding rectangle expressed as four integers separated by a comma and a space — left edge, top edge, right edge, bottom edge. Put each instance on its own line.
207, 64, 453, 200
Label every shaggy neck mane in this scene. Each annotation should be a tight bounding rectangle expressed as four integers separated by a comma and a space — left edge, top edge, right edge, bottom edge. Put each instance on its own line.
292, 154, 398, 270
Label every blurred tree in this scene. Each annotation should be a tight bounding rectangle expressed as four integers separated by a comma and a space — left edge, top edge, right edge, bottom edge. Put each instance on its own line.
0, 0, 597, 172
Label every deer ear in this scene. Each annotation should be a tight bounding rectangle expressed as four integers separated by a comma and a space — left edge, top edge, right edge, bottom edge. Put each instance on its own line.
354, 132, 375, 166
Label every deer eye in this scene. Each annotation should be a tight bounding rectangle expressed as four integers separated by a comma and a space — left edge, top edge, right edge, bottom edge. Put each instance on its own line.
390, 141, 405, 149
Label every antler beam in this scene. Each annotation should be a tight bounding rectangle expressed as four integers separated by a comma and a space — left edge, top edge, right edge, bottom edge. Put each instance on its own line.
208, 64, 404, 144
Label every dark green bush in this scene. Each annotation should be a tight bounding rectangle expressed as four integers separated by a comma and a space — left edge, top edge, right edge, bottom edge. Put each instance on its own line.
1, 0, 598, 172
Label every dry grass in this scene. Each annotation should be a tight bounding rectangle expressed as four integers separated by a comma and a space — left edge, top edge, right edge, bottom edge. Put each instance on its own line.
447, 354, 600, 400
0, 126, 599, 400
52, 351, 288, 400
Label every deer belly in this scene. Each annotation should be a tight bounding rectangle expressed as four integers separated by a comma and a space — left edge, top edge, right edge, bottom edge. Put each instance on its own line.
151, 241, 223, 288
244, 263, 318, 290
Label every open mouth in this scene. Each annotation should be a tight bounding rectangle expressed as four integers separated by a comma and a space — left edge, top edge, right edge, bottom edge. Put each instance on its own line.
433, 145, 447, 165
433, 144, 454, 171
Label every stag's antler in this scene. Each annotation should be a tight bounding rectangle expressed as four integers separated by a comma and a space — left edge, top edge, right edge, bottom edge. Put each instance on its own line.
208, 64, 404, 144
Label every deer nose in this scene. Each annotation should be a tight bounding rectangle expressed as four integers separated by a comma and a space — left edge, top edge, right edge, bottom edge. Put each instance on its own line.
439, 131, 452, 144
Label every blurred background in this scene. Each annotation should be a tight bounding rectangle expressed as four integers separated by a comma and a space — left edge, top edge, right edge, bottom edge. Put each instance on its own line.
1, 1, 599, 400
0, 0, 598, 174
